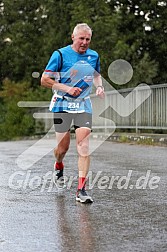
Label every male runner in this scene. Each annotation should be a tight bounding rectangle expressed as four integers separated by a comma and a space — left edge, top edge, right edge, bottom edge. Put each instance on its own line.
41, 23, 104, 203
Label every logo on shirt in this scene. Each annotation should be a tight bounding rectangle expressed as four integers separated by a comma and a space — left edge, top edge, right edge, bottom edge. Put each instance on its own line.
88, 56, 91, 60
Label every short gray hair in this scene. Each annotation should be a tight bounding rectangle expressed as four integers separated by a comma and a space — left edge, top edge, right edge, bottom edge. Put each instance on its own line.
72, 23, 92, 36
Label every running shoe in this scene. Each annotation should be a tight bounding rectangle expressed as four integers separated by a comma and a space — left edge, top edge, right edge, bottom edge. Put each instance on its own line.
76, 188, 93, 203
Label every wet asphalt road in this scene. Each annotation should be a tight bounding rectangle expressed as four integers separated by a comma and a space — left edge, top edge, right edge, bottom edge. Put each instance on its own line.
0, 139, 167, 252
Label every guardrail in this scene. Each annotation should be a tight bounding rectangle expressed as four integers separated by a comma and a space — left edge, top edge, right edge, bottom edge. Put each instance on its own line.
91, 83, 167, 132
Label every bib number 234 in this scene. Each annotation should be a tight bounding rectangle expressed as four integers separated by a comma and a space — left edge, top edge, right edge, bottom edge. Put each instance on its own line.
67, 102, 80, 109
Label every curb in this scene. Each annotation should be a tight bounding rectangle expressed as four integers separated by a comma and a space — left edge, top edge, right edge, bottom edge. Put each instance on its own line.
106, 133, 167, 146
90, 132, 167, 147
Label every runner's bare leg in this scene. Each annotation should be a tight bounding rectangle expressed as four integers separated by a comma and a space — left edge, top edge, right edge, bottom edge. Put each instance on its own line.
54, 132, 70, 162
75, 128, 91, 178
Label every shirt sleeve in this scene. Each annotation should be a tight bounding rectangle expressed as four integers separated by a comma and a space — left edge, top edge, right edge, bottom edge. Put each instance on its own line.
43, 51, 61, 79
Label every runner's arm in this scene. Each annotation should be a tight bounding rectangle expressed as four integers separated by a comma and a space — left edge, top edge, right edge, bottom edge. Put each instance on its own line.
93, 74, 105, 98
41, 73, 82, 96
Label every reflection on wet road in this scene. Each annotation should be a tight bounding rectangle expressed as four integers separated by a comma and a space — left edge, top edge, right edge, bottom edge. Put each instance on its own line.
0, 140, 167, 252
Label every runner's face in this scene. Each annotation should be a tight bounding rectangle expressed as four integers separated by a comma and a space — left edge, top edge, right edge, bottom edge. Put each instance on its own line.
72, 30, 91, 54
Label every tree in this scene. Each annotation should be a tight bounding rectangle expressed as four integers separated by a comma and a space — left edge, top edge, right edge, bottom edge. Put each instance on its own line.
0, 79, 35, 139
0, 78, 51, 140
107, 0, 166, 85
0, 0, 48, 84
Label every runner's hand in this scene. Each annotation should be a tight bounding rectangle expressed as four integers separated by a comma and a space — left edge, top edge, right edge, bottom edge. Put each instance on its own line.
67, 87, 82, 97
96, 86, 105, 99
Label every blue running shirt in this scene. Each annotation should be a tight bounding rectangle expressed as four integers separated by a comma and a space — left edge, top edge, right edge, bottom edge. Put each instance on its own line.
43, 45, 100, 113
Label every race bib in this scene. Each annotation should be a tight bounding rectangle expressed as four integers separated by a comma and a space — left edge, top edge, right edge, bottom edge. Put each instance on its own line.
65, 100, 85, 112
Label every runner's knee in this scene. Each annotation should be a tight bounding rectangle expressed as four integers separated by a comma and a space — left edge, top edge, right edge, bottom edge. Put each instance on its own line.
77, 141, 89, 156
